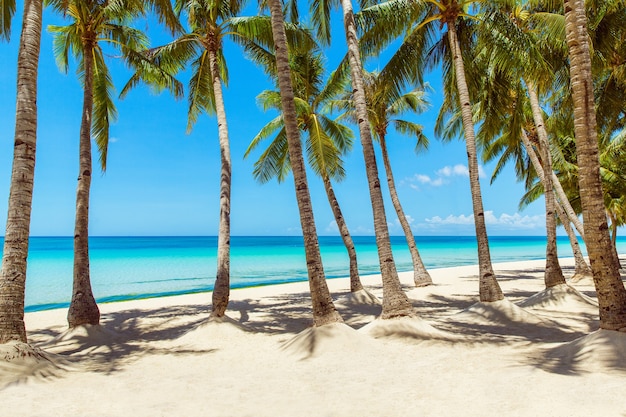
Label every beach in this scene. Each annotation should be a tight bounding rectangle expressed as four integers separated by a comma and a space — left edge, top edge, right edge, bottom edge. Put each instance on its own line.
2, 257, 626, 416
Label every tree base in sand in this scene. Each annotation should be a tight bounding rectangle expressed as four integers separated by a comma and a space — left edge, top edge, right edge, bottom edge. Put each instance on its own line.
518, 283, 598, 312
359, 316, 458, 341
281, 323, 372, 360
0, 342, 70, 388
174, 314, 249, 349
43, 324, 121, 355
545, 329, 626, 372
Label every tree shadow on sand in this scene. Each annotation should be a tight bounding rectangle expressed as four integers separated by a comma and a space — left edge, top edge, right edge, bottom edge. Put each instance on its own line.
26, 303, 217, 376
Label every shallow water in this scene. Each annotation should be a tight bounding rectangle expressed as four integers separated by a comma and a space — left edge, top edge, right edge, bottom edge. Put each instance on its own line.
13, 235, 625, 311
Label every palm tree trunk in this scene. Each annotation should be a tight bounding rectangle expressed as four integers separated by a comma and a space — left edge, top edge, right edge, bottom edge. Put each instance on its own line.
67, 41, 100, 328
520, 130, 591, 279
340, 0, 414, 319
378, 134, 432, 287
526, 82, 566, 288
267, 0, 342, 326
321, 175, 363, 292
447, 23, 503, 302
207, 43, 231, 318
564, 0, 626, 330
0, 0, 42, 344
551, 170, 585, 239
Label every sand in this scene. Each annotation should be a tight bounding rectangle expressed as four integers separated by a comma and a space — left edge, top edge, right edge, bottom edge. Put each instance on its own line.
1, 257, 626, 416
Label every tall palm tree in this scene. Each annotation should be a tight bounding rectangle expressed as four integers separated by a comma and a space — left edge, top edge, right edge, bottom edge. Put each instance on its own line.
0, 0, 43, 344
48, 0, 180, 328
309, 0, 415, 318
563, 0, 626, 330
473, 5, 566, 288
360, 0, 504, 302
245, 48, 368, 294
265, 0, 343, 326
142, 0, 250, 319
336, 71, 433, 287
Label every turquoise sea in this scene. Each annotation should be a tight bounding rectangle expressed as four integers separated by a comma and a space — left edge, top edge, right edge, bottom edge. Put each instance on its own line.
14, 235, 626, 312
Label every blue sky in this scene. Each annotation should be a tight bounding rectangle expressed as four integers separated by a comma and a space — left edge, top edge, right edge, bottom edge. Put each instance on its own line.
0, 5, 552, 237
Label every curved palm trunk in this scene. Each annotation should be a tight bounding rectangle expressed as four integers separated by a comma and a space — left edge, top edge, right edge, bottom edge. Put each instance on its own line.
321, 176, 363, 292
557, 201, 592, 278
378, 135, 432, 287
67, 42, 100, 328
527, 83, 566, 288
267, 0, 342, 326
340, 0, 414, 318
551, 170, 585, 239
521, 131, 592, 278
0, 0, 42, 344
207, 44, 232, 318
564, 0, 626, 330
447, 23, 503, 302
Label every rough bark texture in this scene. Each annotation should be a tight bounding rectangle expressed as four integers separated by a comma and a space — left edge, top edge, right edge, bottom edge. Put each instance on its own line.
267, 0, 342, 326
447, 23, 503, 302
527, 83, 566, 288
564, 0, 626, 330
67, 40, 100, 328
208, 43, 232, 318
322, 176, 363, 292
341, 0, 414, 319
0, 0, 42, 344
520, 131, 591, 279
378, 135, 432, 287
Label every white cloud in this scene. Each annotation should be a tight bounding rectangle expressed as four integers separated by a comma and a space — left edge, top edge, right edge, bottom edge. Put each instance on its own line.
325, 220, 339, 233
404, 163, 487, 190
421, 211, 545, 230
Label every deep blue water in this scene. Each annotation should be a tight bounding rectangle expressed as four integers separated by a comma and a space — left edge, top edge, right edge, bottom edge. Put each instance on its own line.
9, 235, 625, 312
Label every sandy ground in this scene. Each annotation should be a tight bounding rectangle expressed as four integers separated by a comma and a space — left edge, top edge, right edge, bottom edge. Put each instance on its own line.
1, 257, 626, 417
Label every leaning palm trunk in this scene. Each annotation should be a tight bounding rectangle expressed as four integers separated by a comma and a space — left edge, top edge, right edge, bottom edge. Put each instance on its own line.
378, 135, 432, 287
340, 0, 414, 318
447, 23, 503, 302
0, 0, 43, 344
67, 41, 100, 328
520, 130, 591, 279
551, 170, 585, 239
267, 0, 342, 326
527, 82, 566, 288
321, 176, 363, 292
207, 45, 232, 318
564, 0, 626, 330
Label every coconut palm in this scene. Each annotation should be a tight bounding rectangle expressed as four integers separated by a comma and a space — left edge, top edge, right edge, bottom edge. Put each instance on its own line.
309, 0, 415, 319
265, 0, 343, 326
245, 47, 370, 294
359, 0, 504, 302
47, 0, 180, 328
563, 0, 626, 330
0, 0, 43, 344
335, 70, 434, 287
472, 5, 566, 288
139, 0, 252, 319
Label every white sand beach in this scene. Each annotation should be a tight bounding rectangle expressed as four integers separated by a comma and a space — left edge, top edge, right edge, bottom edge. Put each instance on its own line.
2, 257, 626, 417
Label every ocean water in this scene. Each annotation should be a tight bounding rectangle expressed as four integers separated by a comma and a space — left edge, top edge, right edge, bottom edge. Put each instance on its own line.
12, 235, 626, 312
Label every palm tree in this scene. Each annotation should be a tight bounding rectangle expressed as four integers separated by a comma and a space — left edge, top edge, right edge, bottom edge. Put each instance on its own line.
245, 48, 369, 294
48, 0, 180, 328
563, 0, 626, 330
360, 0, 504, 302
265, 0, 343, 326
308, 0, 416, 319
142, 0, 250, 319
0, 0, 43, 344
336, 70, 433, 287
